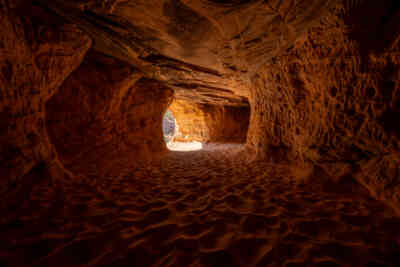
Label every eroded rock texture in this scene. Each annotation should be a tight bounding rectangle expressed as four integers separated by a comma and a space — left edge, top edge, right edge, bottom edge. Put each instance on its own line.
247, 2, 400, 213
170, 99, 249, 143
2, 0, 400, 266
0, 3, 91, 199
46, 51, 173, 167
33, 0, 337, 108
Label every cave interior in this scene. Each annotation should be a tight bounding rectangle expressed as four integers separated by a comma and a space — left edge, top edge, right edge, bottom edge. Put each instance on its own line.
1, 0, 400, 266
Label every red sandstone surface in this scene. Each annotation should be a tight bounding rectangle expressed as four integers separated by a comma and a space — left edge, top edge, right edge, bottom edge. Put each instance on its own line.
1, 0, 400, 266
3, 145, 400, 267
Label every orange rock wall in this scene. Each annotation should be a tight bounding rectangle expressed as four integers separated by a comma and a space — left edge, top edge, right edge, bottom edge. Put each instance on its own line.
170, 100, 249, 143
0, 4, 91, 197
247, 3, 400, 212
46, 51, 174, 167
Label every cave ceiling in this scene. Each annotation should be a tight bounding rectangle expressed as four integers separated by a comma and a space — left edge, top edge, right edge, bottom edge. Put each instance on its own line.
33, 0, 336, 106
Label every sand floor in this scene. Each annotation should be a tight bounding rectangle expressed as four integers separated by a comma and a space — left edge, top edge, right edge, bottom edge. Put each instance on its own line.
1, 144, 400, 267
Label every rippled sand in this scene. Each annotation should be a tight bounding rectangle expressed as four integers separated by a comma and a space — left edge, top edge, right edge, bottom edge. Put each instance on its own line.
1, 144, 400, 267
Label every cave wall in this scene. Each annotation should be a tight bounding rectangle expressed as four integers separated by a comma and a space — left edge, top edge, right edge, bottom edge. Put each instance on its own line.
46, 51, 174, 167
247, 2, 400, 212
170, 99, 249, 143
0, 3, 91, 197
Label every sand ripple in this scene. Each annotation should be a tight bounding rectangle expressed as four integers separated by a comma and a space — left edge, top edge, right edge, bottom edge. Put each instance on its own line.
1, 144, 400, 266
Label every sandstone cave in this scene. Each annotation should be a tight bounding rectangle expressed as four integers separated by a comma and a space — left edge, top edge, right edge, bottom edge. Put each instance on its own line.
1, 0, 400, 266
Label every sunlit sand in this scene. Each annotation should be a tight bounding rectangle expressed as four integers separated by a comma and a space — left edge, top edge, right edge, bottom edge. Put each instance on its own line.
167, 141, 203, 151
